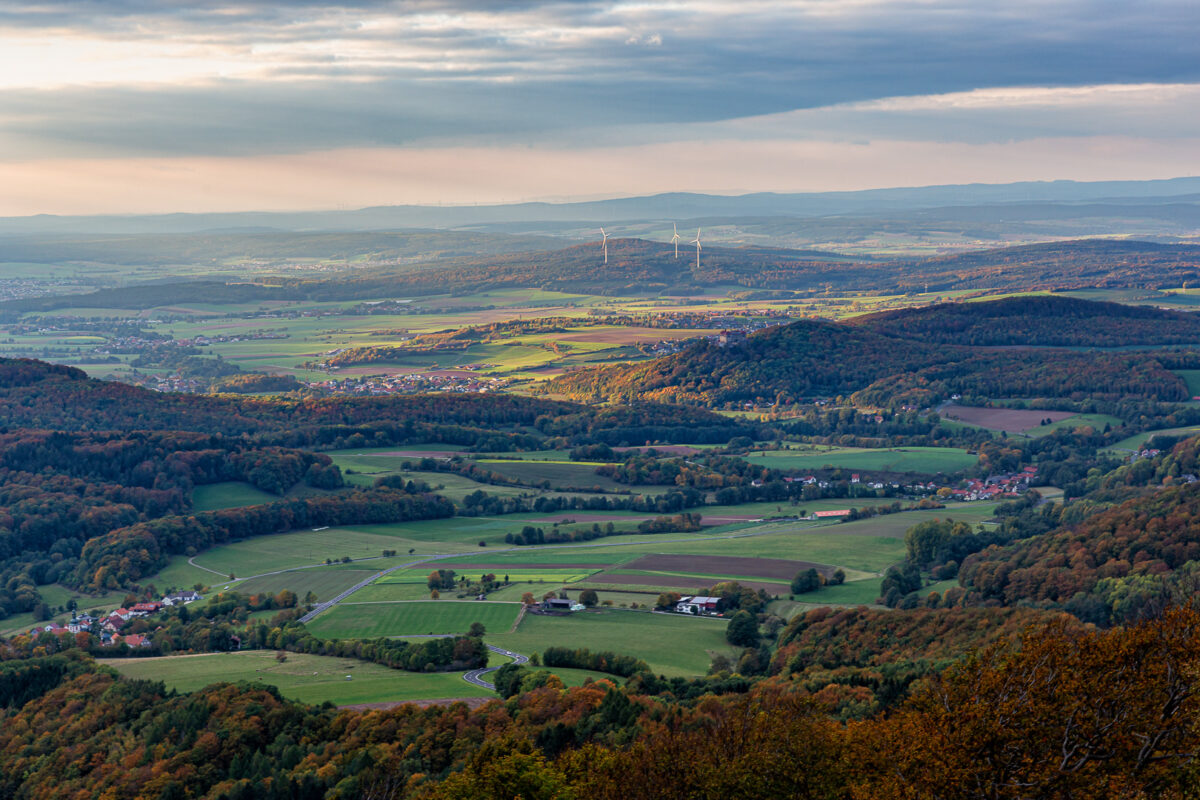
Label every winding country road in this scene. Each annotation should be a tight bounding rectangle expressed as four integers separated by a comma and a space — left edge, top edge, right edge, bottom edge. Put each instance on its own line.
464, 644, 530, 690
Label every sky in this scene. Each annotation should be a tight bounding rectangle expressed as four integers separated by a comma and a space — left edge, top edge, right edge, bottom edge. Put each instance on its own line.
2, 0, 1199, 214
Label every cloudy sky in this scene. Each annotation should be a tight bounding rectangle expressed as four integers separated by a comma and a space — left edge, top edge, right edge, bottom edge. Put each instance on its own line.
3, 0, 1199, 214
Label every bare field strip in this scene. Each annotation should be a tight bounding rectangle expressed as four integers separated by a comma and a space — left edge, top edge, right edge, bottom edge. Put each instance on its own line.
583, 573, 790, 594
941, 404, 1075, 431
421, 562, 610, 570
626, 553, 837, 580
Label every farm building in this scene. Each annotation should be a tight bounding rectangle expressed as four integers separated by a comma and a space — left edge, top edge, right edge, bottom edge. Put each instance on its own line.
810, 509, 851, 520
675, 596, 721, 615
542, 598, 574, 612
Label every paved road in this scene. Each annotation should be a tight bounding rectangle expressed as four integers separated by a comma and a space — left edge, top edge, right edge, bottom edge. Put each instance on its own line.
464, 644, 529, 690
298, 551, 468, 623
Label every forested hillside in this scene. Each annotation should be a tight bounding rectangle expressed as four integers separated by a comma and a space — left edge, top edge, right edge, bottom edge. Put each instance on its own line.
548, 310, 1195, 407
5, 608, 1200, 798
854, 294, 1200, 347
0, 358, 750, 441
904, 239, 1200, 292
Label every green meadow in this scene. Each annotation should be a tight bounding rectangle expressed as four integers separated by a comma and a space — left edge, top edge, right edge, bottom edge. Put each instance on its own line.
192, 482, 279, 511
99, 650, 493, 704
490, 609, 737, 677
744, 445, 978, 474
305, 600, 521, 638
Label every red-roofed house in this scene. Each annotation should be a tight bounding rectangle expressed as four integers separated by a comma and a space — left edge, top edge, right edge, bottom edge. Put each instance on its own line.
116, 633, 153, 648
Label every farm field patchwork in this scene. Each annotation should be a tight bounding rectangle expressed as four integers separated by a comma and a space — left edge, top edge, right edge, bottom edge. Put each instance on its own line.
98, 651, 493, 705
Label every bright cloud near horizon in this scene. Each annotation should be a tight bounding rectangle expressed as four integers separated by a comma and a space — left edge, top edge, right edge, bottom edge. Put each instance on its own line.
2, 0, 1199, 215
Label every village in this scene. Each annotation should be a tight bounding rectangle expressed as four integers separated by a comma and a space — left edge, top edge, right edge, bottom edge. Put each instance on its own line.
27, 590, 203, 648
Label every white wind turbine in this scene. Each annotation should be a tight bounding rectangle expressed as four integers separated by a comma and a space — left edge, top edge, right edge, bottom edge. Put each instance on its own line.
690, 228, 701, 269
599, 227, 610, 264
670, 223, 681, 258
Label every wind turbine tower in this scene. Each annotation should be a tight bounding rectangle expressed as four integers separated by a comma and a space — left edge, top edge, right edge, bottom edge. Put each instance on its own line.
690, 228, 702, 269
670, 223, 681, 258
600, 228, 610, 265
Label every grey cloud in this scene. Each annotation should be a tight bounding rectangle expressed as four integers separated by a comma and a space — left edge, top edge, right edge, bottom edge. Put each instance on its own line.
1, 0, 1198, 156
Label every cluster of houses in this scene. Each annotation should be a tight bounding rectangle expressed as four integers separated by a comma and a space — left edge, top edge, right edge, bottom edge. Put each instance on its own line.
775, 467, 1042, 504
27, 590, 202, 647
132, 374, 210, 393
308, 373, 510, 396
944, 466, 1039, 501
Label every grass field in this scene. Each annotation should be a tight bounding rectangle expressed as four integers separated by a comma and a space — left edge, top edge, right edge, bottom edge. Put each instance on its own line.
99, 650, 493, 704
1024, 413, 1123, 438
1107, 425, 1200, 452
234, 569, 379, 602
537, 666, 621, 687
744, 445, 978, 474
472, 460, 629, 490
306, 600, 521, 638
491, 609, 736, 677
1174, 370, 1200, 396
192, 482, 279, 511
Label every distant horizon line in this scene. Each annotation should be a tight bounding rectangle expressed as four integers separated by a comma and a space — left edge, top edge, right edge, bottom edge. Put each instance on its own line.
7, 174, 1200, 222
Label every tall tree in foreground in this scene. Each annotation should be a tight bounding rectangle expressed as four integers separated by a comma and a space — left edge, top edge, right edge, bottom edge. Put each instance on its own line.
852, 607, 1200, 799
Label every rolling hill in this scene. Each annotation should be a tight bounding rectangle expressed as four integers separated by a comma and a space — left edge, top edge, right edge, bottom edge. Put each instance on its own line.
547, 297, 1197, 407
7, 237, 1200, 318
853, 294, 1200, 347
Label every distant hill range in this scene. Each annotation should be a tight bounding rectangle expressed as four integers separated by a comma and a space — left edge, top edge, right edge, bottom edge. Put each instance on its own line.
547, 296, 1200, 407
6, 238, 1200, 317
3, 176, 1200, 235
